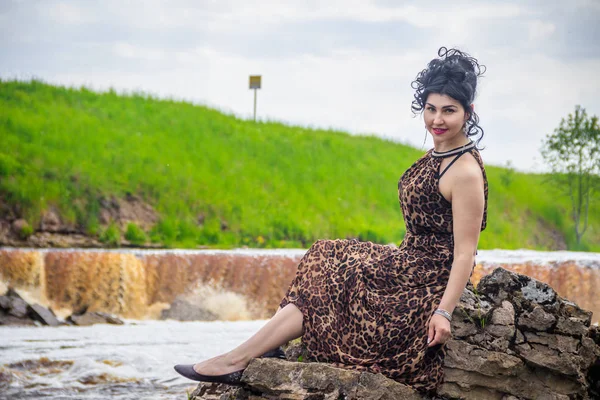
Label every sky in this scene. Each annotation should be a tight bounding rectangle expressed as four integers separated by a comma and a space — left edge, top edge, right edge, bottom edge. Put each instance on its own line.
1, 0, 599, 172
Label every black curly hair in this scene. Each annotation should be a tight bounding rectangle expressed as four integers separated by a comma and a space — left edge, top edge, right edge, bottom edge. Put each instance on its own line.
411, 47, 486, 149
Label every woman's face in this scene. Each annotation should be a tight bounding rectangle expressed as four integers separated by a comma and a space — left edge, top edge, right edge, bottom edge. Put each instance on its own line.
423, 93, 472, 144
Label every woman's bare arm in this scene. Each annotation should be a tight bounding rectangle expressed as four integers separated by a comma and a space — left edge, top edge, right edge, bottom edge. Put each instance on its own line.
427, 155, 485, 347
437, 156, 485, 314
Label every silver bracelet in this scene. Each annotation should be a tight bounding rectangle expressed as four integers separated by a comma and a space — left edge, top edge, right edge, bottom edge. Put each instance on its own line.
434, 309, 452, 322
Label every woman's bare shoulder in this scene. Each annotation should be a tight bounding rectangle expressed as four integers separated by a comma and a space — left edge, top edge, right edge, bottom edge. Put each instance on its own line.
452, 151, 485, 186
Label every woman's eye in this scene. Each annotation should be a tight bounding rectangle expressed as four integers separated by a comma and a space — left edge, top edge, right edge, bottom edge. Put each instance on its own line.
445, 109, 455, 113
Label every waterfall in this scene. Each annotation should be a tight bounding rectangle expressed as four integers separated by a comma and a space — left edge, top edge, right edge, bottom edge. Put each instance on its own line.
1, 248, 598, 322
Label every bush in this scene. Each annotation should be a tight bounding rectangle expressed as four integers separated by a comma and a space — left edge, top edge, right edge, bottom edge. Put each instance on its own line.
18, 223, 34, 240
100, 223, 121, 247
86, 216, 101, 236
125, 222, 147, 245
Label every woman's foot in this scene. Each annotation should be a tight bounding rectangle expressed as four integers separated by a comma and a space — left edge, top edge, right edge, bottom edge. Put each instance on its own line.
192, 352, 249, 376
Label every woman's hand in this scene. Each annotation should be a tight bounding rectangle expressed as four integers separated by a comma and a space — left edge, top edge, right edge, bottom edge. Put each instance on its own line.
427, 314, 451, 347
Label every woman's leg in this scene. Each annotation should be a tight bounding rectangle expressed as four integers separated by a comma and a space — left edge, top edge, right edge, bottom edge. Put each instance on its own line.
192, 303, 303, 376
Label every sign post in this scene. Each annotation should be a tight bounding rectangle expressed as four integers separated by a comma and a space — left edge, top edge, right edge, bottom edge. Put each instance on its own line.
249, 75, 261, 122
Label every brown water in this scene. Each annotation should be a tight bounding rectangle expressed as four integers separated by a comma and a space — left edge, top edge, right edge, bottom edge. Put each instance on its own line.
0, 247, 598, 323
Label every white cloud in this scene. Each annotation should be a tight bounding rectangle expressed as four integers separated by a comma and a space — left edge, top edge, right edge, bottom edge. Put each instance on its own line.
40, 1, 92, 25
527, 20, 556, 43
2, 0, 599, 173
113, 42, 167, 62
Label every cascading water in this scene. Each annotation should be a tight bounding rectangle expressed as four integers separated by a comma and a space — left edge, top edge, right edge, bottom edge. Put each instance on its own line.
1, 246, 598, 400
0, 247, 598, 322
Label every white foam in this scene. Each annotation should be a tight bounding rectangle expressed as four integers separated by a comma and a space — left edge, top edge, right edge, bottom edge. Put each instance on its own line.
2, 246, 598, 263
0, 320, 267, 398
475, 248, 600, 267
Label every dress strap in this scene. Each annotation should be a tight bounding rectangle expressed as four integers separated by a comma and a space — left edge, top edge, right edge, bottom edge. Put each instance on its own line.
437, 149, 471, 179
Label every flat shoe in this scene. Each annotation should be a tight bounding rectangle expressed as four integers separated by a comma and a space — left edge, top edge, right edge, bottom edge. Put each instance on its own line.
173, 364, 244, 385
260, 347, 286, 359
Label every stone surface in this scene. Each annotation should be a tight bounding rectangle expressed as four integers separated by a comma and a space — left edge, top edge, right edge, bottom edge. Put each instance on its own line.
98, 194, 158, 230
28, 303, 61, 327
67, 311, 124, 326
5, 294, 28, 318
555, 316, 588, 337
11, 219, 29, 235
160, 297, 218, 321
190, 358, 425, 400
188, 267, 600, 400
0, 288, 60, 326
517, 305, 556, 331
0, 313, 37, 326
40, 209, 63, 232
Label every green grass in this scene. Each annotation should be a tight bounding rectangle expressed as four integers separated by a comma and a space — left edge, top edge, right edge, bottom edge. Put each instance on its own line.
1, 79, 598, 251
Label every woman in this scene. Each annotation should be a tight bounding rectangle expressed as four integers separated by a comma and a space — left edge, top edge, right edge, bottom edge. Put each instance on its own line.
174, 46, 488, 395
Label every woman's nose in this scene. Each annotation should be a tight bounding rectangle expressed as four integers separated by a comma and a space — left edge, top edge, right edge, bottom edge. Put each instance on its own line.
433, 113, 444, 125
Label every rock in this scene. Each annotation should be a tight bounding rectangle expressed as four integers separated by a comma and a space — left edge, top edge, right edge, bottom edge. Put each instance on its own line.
520, 277, 557, 305
517, 305, 556, 331
189, 267, 600, 400
491, 301, 516, 325
160, 297, 218, 321
220, 220, 229, 231
11, 219, 29, 235
283, 341, 311, 363
451, 317, 479, 338
476, 268, 558, 313
523, 332, 579, 354
0, 295, 9, 310
40, 209, 62, 232
440, 366, 575, 400
67, 311, 124, 326
28, 304, 60, 327
98, 194, 158, 231
0, 288, 61, 326
515, 342, 580, 376
555, 316, 588, 337
444, 340, 525, 377
486, 300, 516, 340
486, 323, 515, 339
560, 299, 592, 326
0, 313, 37, 326
455, 287, 493, 321
190, 358, 425, 400
26, 232, 103, 248
515, 329, 525, 344
2, 293, 28, 318
590, 325, 600, 346
190, 383, 249, 400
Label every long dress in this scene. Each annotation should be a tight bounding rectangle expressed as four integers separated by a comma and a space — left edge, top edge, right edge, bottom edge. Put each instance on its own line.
278, 141, 488, 394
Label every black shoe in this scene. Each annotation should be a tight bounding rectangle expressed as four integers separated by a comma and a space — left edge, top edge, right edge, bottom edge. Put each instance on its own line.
260, 347, 286, 359
173, 364, 244, 385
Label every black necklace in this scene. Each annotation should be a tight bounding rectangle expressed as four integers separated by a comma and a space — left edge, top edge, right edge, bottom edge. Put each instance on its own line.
431, 141, 475, 158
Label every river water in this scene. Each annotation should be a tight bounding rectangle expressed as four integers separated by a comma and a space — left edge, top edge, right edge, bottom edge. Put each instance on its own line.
1, 319, 266, 400
1, 248, 599, 399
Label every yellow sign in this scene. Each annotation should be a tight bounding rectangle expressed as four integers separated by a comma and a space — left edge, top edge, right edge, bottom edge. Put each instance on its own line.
249, 75, 261, 89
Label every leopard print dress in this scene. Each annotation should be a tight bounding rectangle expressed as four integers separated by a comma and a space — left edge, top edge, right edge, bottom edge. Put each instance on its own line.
279, 141, 488, 394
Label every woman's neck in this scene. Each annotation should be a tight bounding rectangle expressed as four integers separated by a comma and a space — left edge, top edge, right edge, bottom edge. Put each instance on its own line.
433, 135, 472, 153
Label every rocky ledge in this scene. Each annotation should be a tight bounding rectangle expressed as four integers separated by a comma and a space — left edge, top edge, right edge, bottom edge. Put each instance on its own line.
189, 267, 600, 400
0, 288, 124, 327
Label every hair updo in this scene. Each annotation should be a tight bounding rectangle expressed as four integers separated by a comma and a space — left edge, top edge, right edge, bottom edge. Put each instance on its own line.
411, 47, 486, 148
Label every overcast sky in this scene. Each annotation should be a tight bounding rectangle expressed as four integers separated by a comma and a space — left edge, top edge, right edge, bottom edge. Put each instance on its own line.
1, 0, 599, 172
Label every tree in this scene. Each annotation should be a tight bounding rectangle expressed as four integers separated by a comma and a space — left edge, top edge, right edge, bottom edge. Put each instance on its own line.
540, 105, 600, 245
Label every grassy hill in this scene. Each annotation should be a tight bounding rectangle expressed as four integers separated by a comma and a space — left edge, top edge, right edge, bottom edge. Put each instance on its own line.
1, 79, 598, 251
